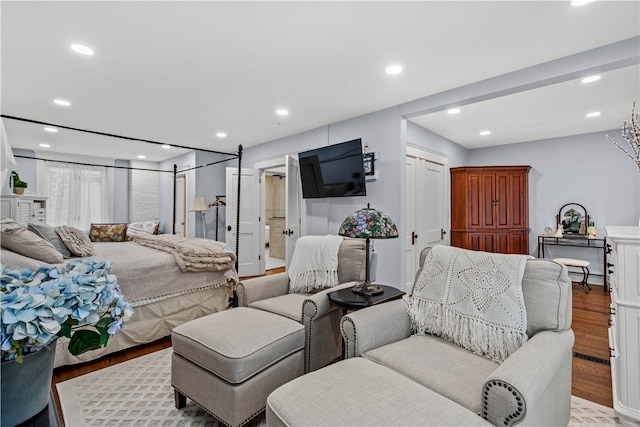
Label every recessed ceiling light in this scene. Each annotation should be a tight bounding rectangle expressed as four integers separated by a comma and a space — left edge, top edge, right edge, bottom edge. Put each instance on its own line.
480, 130, 491, 136
161, 144, 171, 149
586, 111, 601, 118
44, 127, 58, 133
385, 65, 403, 75
39, 143, 51, 148
216, 132, 227, 138
70, 43, 94, 56
137, 155, 146, 159
276, 109, 289, 116
581, 75, 601, 84
570, 0, 594, 6
53, 99, 71, 107
448, 108, 461, 115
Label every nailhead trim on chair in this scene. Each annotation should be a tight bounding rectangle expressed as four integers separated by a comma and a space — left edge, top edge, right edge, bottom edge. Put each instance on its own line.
340, 316, 357, 359
483, 380, 526, 426
302, 299, 318, 373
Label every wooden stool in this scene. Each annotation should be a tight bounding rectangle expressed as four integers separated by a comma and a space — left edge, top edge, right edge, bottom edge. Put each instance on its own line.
554, 258, 591, 292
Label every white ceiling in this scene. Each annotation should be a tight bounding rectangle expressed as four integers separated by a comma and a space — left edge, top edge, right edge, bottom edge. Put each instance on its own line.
2, 1, 639, 161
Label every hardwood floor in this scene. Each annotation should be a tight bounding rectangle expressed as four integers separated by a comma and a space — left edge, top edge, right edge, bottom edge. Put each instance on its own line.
50, 277, 613, 425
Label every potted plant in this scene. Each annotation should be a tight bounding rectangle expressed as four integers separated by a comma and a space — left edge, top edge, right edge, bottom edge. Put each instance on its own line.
0, 258, 133, 426
10, 170, 28, 195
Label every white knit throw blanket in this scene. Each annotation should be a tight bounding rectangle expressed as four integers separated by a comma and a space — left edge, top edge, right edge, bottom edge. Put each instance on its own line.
288, 235, 343, 293
407, 245, 530, 363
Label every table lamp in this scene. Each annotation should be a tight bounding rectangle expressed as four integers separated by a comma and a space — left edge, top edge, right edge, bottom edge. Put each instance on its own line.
338, 204, 398, 295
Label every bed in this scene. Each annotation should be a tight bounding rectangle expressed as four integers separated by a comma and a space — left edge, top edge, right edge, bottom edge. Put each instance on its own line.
1, 234, 237, 368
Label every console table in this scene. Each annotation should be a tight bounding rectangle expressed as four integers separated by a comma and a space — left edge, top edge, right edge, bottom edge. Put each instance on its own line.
537, 235, 608, 291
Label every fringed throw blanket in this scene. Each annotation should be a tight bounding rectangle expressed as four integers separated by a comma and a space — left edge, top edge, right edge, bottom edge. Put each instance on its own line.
132, 234, 236, 272
407, 245, 530, 363
288, 235, 343, 293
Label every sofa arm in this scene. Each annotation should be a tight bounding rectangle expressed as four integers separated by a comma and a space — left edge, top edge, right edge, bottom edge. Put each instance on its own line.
482, 329, 575, 427
340, 299, 411, 358
236, 272, 290, 307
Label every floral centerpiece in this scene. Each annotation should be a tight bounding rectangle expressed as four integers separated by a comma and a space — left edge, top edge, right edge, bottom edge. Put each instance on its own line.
1, 257, 133, 363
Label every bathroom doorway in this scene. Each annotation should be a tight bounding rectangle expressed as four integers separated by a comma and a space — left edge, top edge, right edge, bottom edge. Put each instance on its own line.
264, 169, 286, 270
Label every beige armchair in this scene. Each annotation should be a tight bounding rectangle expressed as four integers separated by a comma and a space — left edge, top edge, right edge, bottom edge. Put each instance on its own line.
236, 237, 369, 372
267, 247, 575, 426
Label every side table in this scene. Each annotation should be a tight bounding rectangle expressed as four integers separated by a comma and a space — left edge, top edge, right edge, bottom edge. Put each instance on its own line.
328, 285, 405, 359
328, 285, 406, 316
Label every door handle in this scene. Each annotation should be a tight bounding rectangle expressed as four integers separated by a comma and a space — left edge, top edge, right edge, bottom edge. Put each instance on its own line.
227, 225, 232, 231
411, 231, 418, 245
441, 229, 447, 240
282, 229, 293, 236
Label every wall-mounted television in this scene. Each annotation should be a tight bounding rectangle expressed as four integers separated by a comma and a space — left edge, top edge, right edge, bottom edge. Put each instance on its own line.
298, 138, 367, 199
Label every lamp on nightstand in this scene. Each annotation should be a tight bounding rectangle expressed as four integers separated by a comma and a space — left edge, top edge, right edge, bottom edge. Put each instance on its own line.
338, 203, 398, 296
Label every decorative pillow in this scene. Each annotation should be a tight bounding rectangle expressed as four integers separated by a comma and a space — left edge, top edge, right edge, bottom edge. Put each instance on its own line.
126, 221, 159, 240
89, 223, 128, 242
1, 224, 64, 264
57, 225, 95, 256
28, 222, 72, 258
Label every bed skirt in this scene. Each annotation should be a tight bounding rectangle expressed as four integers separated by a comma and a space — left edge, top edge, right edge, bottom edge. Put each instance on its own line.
53, 286, 230, 368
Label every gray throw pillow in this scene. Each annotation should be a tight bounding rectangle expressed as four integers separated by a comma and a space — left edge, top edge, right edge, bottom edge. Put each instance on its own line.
28, 222, 72, 258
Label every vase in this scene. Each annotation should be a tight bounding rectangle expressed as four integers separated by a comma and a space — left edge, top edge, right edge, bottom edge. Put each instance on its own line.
12, 187, 24, 195
1, 342, 56, 427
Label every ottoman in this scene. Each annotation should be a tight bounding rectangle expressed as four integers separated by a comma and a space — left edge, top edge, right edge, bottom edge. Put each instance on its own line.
266, 358, 493, 426
172, 307, 305, 427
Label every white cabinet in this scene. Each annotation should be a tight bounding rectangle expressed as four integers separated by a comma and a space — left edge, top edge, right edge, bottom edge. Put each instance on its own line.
0, 195, 48, 225
606, 226, 640, 427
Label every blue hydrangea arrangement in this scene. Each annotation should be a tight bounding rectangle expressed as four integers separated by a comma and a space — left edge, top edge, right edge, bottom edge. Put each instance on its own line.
1, 258, 133, 362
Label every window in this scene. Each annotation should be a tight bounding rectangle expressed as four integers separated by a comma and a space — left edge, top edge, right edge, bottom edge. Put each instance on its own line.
47, 163, 111, 229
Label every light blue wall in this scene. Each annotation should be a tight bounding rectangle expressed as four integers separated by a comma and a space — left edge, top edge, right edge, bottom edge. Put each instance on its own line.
468, 129, 639, 283
195, 151, 227, 239
2, 149, 36, 195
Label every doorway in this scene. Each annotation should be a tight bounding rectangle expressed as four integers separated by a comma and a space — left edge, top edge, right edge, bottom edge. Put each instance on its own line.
264, 170, 286, 270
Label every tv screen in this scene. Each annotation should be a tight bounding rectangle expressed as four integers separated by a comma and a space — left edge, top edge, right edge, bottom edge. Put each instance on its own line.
298, 138, 367, 199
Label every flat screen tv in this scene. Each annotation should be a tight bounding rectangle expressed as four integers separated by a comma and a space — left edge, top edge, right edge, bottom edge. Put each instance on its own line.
298, 138, 367, 199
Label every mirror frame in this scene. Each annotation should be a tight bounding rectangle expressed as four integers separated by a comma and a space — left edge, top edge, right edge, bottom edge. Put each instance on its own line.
556, 202, 589, 235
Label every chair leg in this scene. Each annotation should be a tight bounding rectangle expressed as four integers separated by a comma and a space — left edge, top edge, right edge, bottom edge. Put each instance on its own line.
581, 266, 592, 293
175, 389, 187, 409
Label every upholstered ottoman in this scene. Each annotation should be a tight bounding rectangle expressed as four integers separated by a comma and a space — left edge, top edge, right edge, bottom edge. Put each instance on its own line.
172, 307, 305, 427
266, 358, 493, 426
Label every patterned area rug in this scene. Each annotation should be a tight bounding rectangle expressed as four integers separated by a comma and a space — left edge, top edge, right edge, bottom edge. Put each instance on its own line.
57, 348, 619, 426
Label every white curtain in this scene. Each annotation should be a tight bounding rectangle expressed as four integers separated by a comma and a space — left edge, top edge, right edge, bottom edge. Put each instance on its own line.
47, 163, 111, 229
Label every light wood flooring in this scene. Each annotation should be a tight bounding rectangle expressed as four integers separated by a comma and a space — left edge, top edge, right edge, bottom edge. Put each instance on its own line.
50, 276, 613, 424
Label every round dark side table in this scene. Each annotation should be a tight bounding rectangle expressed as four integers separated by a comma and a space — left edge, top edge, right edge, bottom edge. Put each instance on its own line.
327, 284, 405, 316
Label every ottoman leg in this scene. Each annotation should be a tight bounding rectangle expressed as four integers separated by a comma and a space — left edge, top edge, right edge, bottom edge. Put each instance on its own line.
175, 389, 187, 409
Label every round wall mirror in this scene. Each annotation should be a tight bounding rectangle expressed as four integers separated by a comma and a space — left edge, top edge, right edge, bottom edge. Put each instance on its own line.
556, 203, 589, 235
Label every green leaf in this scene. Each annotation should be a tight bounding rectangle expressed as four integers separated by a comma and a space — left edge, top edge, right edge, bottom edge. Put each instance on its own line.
95, 316, 112, 332
68, 330, 102, 355
59, 323, 72, 338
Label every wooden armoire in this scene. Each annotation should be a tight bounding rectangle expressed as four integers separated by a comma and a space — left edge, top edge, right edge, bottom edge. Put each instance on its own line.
450, 165, 530, 254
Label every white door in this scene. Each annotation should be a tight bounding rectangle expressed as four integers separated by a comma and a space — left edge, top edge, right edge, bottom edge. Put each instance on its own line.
405, 157, 418, 289
405, 153, 445, 290
285, 155, 305, 268
226, 167, 260, 277
174, 174, 186, 236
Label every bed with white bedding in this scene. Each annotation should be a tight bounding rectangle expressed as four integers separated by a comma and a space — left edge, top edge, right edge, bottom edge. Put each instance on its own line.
1, 240, 237, 367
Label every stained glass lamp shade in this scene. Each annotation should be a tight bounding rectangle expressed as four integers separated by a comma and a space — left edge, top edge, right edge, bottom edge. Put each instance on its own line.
338, 204, 399, 295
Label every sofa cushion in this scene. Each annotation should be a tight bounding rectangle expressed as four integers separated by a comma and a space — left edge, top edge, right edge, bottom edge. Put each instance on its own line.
266, 357, 492, 427
521, 259, 572, 336
364, 334, 499, 415
249, 293, 308, 322
336, 238, 367, 283
172, 308, 304, 384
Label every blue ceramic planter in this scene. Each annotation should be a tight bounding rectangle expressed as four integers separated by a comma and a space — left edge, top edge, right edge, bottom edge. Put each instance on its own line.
1, 342, 56, 427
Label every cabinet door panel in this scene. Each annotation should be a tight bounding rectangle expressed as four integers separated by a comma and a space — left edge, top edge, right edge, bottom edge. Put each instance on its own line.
481, 173, 495, 228
495, 173, 510, 228
468, 173, 483, 228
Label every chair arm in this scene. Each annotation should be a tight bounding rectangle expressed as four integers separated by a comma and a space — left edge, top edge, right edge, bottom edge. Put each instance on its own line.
301, 281, 358, 320
236, 272, 289, 307
340, 299, 411, 358
482, 329, 575, 427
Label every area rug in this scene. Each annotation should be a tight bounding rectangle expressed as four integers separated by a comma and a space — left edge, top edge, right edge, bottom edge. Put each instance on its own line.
57, 348, 619, 426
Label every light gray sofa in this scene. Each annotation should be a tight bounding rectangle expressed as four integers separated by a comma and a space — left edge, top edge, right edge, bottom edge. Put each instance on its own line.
266, 247, 575, 426
236, 237, 369, 373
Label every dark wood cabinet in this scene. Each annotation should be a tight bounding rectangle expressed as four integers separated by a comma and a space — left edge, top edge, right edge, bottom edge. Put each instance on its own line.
451, 166, 530, 254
